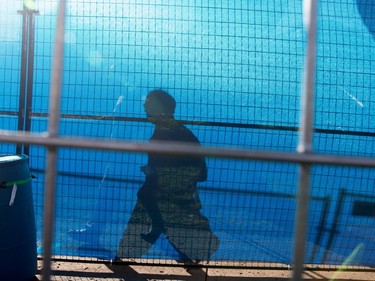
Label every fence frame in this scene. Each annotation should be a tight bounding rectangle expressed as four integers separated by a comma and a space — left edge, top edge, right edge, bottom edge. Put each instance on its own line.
1, 0, 375, 280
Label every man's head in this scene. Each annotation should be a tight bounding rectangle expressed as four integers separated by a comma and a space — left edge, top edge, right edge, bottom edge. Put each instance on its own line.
144, 90, 176, 121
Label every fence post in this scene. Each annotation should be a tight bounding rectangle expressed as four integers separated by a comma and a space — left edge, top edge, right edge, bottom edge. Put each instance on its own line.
292, 0, 318, 280
16, 5, 38, 156
42, 0, 66, 280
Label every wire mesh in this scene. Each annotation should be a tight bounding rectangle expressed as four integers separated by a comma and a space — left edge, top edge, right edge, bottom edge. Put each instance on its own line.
0, 0, 374, 270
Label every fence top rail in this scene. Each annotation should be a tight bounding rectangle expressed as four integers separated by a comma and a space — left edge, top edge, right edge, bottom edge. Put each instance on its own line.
0, 130, 374, 167
1, 111, 375, 137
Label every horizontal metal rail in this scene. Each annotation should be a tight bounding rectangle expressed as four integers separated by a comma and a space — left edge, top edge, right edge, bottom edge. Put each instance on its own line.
2, 111, 375, 137
0, 130, 374, 167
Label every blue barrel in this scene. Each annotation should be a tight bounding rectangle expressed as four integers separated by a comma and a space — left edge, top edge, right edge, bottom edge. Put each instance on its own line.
0, 155, 37, 281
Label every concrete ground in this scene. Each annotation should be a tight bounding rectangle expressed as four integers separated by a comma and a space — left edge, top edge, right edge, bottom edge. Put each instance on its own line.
35, 260, 375, 281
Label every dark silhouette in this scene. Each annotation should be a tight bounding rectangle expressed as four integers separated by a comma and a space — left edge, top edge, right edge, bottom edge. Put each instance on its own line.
138, 90, 207, 241
117, 90, 219, 262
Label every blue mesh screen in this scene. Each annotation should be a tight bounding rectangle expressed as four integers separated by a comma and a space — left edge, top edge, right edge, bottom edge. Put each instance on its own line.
0, 0, 374, 268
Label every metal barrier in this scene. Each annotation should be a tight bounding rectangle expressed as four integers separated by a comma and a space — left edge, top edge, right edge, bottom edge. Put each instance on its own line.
1, 0, 375, 280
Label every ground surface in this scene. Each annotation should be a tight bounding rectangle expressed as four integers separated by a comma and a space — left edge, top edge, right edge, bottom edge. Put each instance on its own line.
35, 260, 375, 281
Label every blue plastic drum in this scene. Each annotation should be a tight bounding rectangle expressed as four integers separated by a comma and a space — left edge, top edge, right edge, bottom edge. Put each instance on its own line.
0, 155, 37, 281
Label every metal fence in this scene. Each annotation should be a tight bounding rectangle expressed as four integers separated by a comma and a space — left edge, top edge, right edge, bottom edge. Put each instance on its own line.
1, 1, 375, 281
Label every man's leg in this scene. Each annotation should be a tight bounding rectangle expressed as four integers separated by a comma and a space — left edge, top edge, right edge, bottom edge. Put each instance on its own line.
137, 186, 165, 241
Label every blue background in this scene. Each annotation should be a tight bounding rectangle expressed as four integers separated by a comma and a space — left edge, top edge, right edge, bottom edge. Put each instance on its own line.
0, 0, 374, 266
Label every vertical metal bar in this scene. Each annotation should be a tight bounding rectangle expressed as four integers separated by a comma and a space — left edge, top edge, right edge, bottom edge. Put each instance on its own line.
24, 12, 37, 157
292, 164, 311, 280
41, 1, 66, 280
16, 6, 38, 156
322, 189, 346, 263
16, 8, 29, 154
292, 0, 318, 280
310, 196, 330, 263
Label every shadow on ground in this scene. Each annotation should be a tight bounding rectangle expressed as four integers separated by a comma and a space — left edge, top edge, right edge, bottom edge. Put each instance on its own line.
35, 260, 375, 281
36, 264, 373, 281
44, 264, 291, 281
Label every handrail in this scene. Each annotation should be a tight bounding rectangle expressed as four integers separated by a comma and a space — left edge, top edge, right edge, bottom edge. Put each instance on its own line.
0, 131, 374, 167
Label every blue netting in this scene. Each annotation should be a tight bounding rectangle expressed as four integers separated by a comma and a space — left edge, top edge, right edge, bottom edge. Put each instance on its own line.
0, 0, 374, 268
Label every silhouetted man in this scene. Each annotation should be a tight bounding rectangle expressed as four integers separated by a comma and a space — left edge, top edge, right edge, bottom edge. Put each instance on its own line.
117, 90, 219, 262
138, 90, 207, 242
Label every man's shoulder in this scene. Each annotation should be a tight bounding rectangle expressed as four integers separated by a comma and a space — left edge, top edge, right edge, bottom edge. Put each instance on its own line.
176, 124, 200, 144
152, 122, 201, 144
